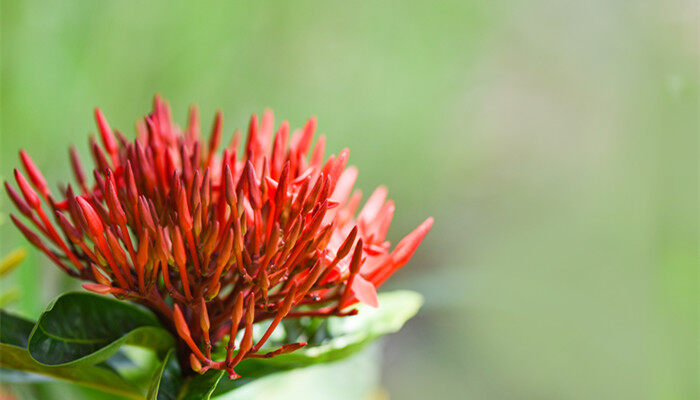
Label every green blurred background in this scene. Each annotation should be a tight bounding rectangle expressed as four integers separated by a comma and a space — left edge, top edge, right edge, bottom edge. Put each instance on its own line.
1, 1, 697, 399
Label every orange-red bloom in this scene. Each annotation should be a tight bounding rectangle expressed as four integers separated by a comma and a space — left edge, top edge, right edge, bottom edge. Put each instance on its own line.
5, 95, 432, 378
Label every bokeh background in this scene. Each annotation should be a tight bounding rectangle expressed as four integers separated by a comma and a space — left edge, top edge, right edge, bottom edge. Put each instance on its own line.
1, 1, 697, 399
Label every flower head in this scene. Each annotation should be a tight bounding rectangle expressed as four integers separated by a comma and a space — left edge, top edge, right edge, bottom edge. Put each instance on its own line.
5, 95, 432, 378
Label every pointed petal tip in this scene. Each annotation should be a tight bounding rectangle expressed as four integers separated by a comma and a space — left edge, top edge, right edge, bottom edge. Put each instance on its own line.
404, 217, 434, 246
389, 217, 434, 267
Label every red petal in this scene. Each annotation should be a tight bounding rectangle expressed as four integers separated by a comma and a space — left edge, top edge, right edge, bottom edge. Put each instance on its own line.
351, 274, 378, 308
391, 217, 434, 266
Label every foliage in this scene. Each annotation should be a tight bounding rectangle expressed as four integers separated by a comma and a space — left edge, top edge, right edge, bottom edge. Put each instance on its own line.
0, 291, 422, 399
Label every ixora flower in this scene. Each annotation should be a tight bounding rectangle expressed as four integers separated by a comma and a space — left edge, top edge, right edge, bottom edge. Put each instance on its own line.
5, 96, 432, 380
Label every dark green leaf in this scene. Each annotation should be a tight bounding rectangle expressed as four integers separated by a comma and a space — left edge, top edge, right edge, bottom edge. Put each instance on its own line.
0, 309, 34, 347
27, 292, 175, 367
147, 349, 183, 400
177, 370, 225, 400
0, 309, 145, 399
146, 350, 225, 400
0, 344, 146, 399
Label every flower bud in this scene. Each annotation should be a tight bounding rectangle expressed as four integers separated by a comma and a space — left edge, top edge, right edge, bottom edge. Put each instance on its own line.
13, 169, 40, 209
76, 197, 103, 237
82, 283, 112, 295
94, 107, 118, 155
189, 353, 202, 373
19, 150, 49, 197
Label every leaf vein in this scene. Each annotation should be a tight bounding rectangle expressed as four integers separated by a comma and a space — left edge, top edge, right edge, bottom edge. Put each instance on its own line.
36, 323, 110, 345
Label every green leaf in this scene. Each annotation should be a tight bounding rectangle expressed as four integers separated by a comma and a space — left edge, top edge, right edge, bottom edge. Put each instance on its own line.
4, 290, 420, 399
147, 349, 183, 400
0, 309, 34, 347
100, 349, 138, 372
0, 310, 145, 399
213, 290, 423, 395
177, 370, 225, 400
1, 344, 146, 399
27, 291, 175, 367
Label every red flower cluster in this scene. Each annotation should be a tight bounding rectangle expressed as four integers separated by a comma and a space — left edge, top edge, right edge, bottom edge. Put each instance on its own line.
5, 96, 432, 378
